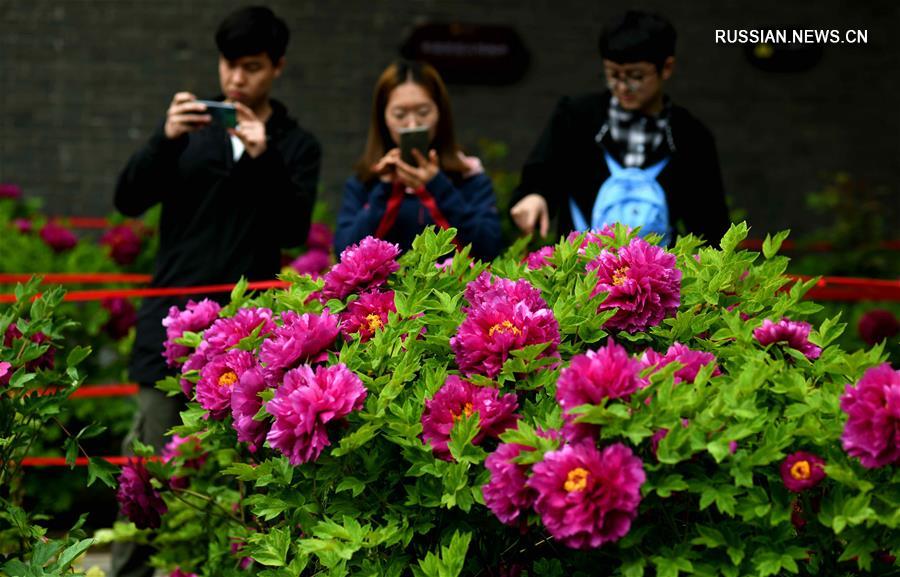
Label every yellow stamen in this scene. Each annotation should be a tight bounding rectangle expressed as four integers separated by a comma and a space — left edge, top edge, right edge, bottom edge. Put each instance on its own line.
564, 467, 590, 492
454, 402, 475, 421
612, 266, 629, 286
790, 460, 811, 480
489, 320, 521, 338
365, 313, 383, 333
218, 371, 238, 387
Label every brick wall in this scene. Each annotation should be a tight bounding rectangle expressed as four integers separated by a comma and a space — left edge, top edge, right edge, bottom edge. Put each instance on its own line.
1, 0, 897, 236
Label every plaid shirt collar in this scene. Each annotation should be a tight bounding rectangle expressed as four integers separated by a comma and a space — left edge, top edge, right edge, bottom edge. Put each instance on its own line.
607, 95, 673, 167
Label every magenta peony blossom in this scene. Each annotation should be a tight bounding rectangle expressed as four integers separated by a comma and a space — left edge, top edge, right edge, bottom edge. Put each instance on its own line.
780, 451, 826, 492
753, 318, 821, 360
101, 297, 136, 340
196, 349, 256, 419
162, 435, 204, 468
340, 290, 396, 342
420, 375, 519, 460
525, 246, 556, 270
306, 222, 333, 252
858, 309, 900, 347
2, 324, 55, 382
452, 275, 559, 378
483, 442, 537, 525
231, 367, 273, 452
322, 236, 400, 300
640, 342, 720, 384
198, 307, 275, 361
587, 237, 681, 333
162, 299, 221, 368
463, 272, 548, 313
527, 442, 645, 549
266, 363, 367, 465
290, 249, 332, 278
170, 569, 198, 577
39, 222, 77, 253
451, 300, 560, 378
557, 341, 647, 411
116, 458, 167, 530
258, 310, 339, 382
0, 183, 22, 199
840, 363, 900, 468
100, 224, 141, 266
0, 362, 10, 384
13, 218, 32, 234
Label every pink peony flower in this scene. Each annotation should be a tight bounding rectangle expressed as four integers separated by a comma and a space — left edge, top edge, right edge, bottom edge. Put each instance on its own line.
161, 299, 221, 368
527, 442, 645, 549
39, 222, 78, 253
198, 307, 275, 361
116, 458, 167, 530
858, 309, 900, 347
840, 363, 900, 468
290, 250, 332, 278
753, 318, 821, 360
0, 183, 22, 199
420, 375, 519, 461
231, 367, 273, 452
162, 435, 204, 468
483, 442, 537, 525
587, 237, 681, 333
258, 310, 339, 382
525, 246, 555, 270
266, 363, 367, 465
640, 342, 720, 384
101, 297, 136, 340
340, 290, 396, 342
463, 272, 548, 313
13, 218, 32, 234
557, 341, 647, 411
196, 349, 256, 420
452, 275, 560, 379
322, 236, 400, 300
170, 569, 198, 577
2, 324, 55, 383
306, 222, 333, 252
100, 224, 141, 266
780, 451, 826, 492
0, 362, 10, 381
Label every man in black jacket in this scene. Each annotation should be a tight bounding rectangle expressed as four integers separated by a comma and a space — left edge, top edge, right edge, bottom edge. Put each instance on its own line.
111, 7, 320, 576
510, 10, 729, 245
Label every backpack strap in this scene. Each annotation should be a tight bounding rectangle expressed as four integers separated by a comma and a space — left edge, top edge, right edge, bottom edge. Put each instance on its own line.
375, 181, 462, 250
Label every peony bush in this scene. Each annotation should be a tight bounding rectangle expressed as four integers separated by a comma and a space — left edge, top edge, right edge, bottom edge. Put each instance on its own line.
115, 224, 898, 577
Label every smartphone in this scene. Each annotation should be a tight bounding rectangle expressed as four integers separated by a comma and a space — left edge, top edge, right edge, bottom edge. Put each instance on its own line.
195, 100, 238, 129
399, 126, 430, 166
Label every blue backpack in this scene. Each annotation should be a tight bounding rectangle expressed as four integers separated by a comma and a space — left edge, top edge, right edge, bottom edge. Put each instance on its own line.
569, 151, 671, 245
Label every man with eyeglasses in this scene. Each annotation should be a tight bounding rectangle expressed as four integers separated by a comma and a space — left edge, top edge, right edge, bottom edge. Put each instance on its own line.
510, 10, 730, 246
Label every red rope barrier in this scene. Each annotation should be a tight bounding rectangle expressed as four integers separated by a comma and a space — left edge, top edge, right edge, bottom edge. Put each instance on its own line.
0, 273, 152, 285
55, 217, 113, 229
70, 384, 139, 398
0, 279, 290, 303
20, 455, 161, 467
740, 239, 900, 252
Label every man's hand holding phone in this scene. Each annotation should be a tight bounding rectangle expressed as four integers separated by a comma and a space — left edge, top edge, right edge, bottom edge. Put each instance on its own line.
164, 92, 211, 139
228, 101, 267, 158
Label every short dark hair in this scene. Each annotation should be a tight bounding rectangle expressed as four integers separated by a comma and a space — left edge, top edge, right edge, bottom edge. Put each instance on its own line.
598, 10, 676, 70
215, 6, 289, 64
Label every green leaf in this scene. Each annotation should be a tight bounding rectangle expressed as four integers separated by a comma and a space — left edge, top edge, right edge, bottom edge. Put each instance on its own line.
412, 530, 471, 577
336, 477, 366, 497
65, 345, 92, 368
249, 526, 291, 567
761, 230, 790, 259
87, 457, 120, 488
52, 537, 94, 571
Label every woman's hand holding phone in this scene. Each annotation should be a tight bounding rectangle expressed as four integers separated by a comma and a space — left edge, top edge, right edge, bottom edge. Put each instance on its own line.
395, 149, 439, 190
372, 149, 401, 183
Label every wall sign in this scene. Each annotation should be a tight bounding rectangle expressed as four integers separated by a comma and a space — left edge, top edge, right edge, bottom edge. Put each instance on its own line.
401, 23, 530, 85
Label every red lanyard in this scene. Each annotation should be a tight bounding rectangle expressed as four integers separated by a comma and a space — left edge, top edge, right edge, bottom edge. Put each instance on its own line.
375, 180, 461, 250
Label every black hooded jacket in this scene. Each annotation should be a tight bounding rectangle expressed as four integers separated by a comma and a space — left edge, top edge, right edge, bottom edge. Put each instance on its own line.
512, 91, 730, 244
114, 99, 321, 384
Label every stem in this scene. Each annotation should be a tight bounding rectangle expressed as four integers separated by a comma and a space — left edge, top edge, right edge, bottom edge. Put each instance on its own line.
171, 487, 247, 526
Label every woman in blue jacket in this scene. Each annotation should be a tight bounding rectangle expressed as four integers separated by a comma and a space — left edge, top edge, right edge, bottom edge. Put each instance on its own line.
334, 59, 503, 260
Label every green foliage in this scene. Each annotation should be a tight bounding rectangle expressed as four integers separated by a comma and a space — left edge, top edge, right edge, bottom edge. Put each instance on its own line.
123, 225, 897, 577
